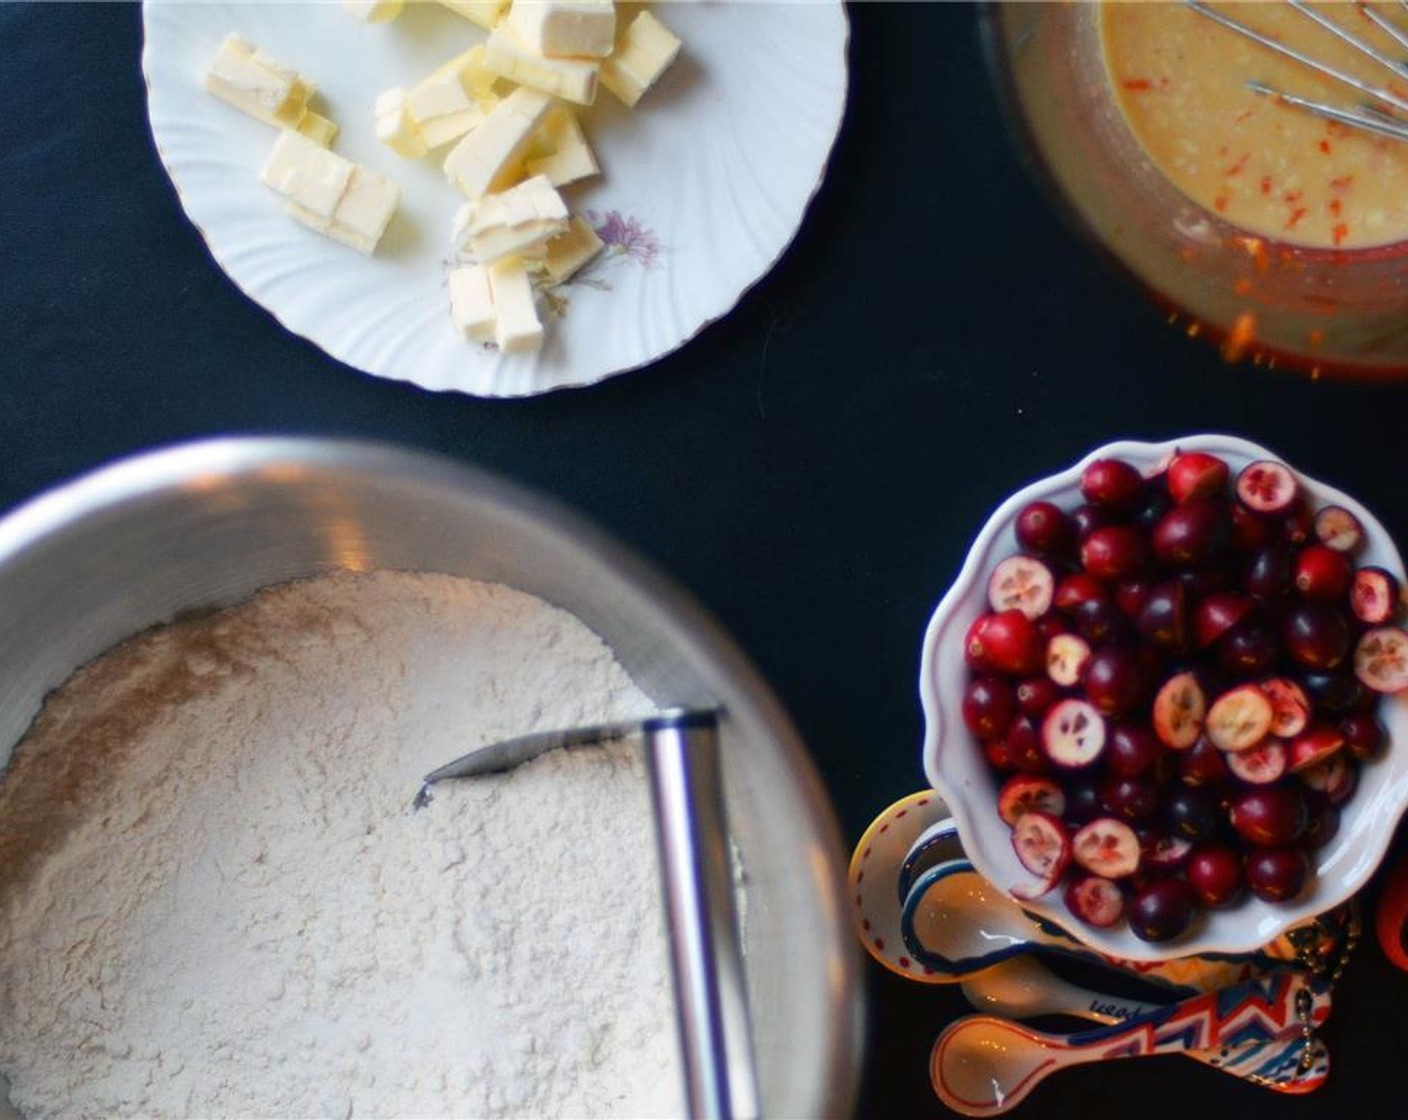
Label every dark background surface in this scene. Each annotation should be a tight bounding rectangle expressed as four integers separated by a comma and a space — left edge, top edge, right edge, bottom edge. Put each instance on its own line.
5, 3, 1408, 1117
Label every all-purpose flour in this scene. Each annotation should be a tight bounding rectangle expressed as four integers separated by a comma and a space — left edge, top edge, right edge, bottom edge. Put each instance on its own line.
0, 571, 685, 1118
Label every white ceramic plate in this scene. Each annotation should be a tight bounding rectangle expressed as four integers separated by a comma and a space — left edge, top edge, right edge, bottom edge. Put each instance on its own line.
142, 1, 848, 397
920, 434, 1408, 962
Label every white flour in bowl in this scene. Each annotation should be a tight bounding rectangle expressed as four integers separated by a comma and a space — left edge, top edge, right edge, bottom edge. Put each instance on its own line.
0, 570, 685, 1119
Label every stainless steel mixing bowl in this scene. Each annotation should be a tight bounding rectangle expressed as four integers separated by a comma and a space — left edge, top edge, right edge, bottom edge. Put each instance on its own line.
0, 437, 862, 1118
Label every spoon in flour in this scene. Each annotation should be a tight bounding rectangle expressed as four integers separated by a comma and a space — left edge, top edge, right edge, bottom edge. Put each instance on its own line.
418, 708, 758, 1120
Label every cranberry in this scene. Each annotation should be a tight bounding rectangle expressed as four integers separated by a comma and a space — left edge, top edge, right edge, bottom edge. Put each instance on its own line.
1244, 545, 1294, 603
1115, 578, 1153, 619
1100, 774, 1161, 823
1294, 544, 1352, 601
1186, 843, 1245, 908
1016, 676, 1063, 716
1063, 779, 1105, 825
1070, 502, 1115, 541
1107, 724, 1162, 777
1054, 572, 1109, 614
1180, 736, 1230, 787
962, 676, 1018, 740
1080, 458, 1144, 511
1164, 786, 1217, 842
1279, 497, 1314, 546
1131, 485, 1174, 533
1217, 617, 1281, 677
1283, 603, 1351, 670
1300, 669, 1370, 714
1073, 598, 1134, 646
1083, 647, 1149, 716
1015, 500, 1074, 557
1136, 581, 1188, 651
1152, 500, 1230, 567
1230, 786, 1308, 847
1081, 526, 1149, 583
1305, 802, 1341, 850
1245, 845, 1311, 902
1128, 878, 1200, 942
1229, 503, 1270, 552
1339, 712, 1384, 760
1003, 715, 1047, 773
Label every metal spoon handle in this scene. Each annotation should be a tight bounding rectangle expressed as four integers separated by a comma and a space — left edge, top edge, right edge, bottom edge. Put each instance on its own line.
644, 709, 759, 1120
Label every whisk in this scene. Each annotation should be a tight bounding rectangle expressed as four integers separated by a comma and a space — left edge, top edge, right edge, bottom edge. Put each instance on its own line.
1187, 0, 1408, 143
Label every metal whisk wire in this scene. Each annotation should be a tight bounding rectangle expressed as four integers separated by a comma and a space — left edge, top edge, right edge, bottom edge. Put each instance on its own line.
1185, 1, 1408, 142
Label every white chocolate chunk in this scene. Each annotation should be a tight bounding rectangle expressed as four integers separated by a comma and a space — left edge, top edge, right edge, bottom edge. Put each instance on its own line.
449, 265, 497, 340
601, 10, 680, 108
443, 86, 554, 199
375, 88, 428, 158
204, 34, 316, 128
483, 22, 599, 105
506, 0, 616, 59
345, 0, 405, 22
262, 130, 399, 255
436, 0, 509, 29
453, 174, 569, 263
296, 111, 339, 147
487, 257, 543, 352
541, 215, 604, 282
525, 106, 599, 186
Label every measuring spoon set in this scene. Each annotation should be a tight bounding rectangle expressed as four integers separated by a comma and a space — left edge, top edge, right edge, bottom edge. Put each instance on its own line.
850, 792, 1334, 1115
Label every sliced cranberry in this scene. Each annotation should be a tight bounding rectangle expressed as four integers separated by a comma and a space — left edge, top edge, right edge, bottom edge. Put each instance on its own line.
987, 556, 1056, 620
1287, 725, 1345, 773
1192, 592, 1252, 648
1153, 672, 1206, 749
1259, 677, 1310, 738
1236, 460, 1298, 514
1226, 739, 1287, 785
1072, 817, 1142, 878
1354, 626, 1408, 693
1314, 505, 1364, 553
1167, 451, 1229, 504
1205, 684, 1274, 752
997, 774, 1066, 826
1010, 811, 1071, 884
1040, 698, 1108, 769
1143, 832, 1194, 869
1351, 566, 1400, 626
1065, 874, 1126, 928
1045, 633, 1092, 687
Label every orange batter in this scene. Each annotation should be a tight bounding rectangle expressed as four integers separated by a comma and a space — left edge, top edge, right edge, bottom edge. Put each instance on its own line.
1103, 1, 1408, 249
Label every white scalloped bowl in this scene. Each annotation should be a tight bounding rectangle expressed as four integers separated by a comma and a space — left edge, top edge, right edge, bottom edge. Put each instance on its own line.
921, 434, 1408, 962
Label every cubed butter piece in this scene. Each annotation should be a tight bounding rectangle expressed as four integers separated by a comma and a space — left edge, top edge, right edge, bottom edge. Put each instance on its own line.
204, 34, 316, 128
405, 45, 500, 150
345, 0, 405, 22
506, 0, 616, 59
262, 130, 399, 255
443, 86, 554, 199
297, 111, 339, 147
375, 88, 429, 158
436, 0, 509, 29
601, 10, 680, 108
453, 174, 569, 263
541, 215, 604, 283
487, 257, 543, 352
483, 23, 598, 105
525, 106, 599, 187
449, 264, 497, 341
